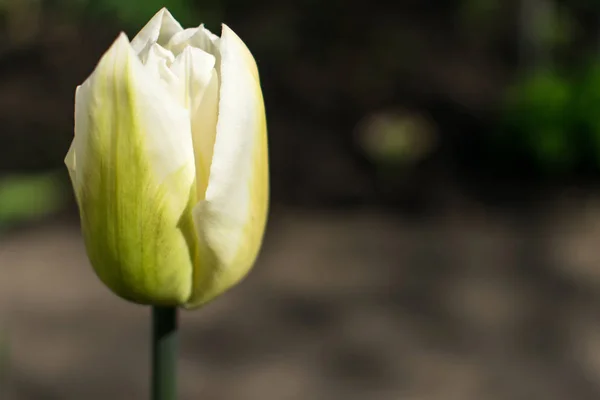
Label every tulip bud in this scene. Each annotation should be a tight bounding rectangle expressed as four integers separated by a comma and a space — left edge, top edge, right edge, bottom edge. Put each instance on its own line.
65, 8, 268, 308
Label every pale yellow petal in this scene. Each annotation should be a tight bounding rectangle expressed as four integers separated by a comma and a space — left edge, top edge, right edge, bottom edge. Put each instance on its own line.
187, 25, 268, 308
191, 69, 219, 200
64, 132, 77, 185
71, 33, 196, 305
170, 46, 218, 198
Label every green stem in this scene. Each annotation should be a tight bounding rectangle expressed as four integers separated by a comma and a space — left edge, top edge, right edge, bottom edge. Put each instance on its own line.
151, 306, 178, 400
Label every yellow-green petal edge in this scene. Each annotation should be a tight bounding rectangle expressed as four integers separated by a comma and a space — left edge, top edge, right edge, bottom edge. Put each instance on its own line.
70, 34, 197, 305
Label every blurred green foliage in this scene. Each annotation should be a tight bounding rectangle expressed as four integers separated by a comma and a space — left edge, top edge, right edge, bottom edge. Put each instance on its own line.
500, 69, 574, 171
0, 172, 66, 229
81, 0, 220, 29
497, 59, 600, 173
0, 0, 221, 30
86, 0, 194, 26
571, 63, 600, 162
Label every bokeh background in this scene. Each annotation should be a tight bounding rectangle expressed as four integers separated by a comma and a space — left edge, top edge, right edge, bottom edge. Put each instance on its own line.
3, 0, 600, 399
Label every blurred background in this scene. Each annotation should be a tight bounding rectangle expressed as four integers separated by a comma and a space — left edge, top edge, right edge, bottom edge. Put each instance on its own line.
3, 0, 600, 399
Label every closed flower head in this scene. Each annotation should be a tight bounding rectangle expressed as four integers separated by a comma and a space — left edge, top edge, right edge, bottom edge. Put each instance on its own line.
65, 8, 269, 308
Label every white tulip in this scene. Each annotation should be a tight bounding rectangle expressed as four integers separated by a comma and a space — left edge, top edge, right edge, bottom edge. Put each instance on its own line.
65, 8, 269, 308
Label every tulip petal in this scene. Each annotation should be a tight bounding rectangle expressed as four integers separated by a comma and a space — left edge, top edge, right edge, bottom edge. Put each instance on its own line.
191, 69, 219, 199
167, 25, 221, 71
187, 25, 268, 307
65, 139, 76, 184
71, 33, 197, 305
170, 46, 215, 108
165, 28, 198, 55
130, 8, 183, 56
170, 47, 218, 199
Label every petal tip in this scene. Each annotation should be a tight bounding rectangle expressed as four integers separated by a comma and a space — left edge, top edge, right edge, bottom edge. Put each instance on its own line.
219, 24, 259, 81
102, 32, 134, 64
156, 7, 174, 21
115, 32, 131, 45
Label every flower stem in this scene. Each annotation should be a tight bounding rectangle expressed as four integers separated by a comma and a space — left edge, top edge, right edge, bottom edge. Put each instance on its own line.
152, 306, 178, 400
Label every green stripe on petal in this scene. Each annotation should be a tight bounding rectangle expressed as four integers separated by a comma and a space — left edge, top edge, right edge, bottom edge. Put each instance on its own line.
72, 33, 197, 305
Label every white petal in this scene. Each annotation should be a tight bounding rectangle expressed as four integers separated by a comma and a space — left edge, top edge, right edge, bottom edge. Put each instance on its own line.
140, 41, 175, 65
72, 33, 197, 304
188, 25, 268, 307
142, 43, 178, 88
130, 8, 183, 56
75, 34, 194, 184
191, 69, 219, 199
199, 25, 221, 47
165, 28, 199, 55
167, 25, 221, 73
170, 47, 218, 199
170, 46, 215, 108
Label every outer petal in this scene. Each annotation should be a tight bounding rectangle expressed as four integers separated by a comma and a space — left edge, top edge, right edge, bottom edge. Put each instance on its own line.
71, 33, 197, 305
187, 25, 268, 307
